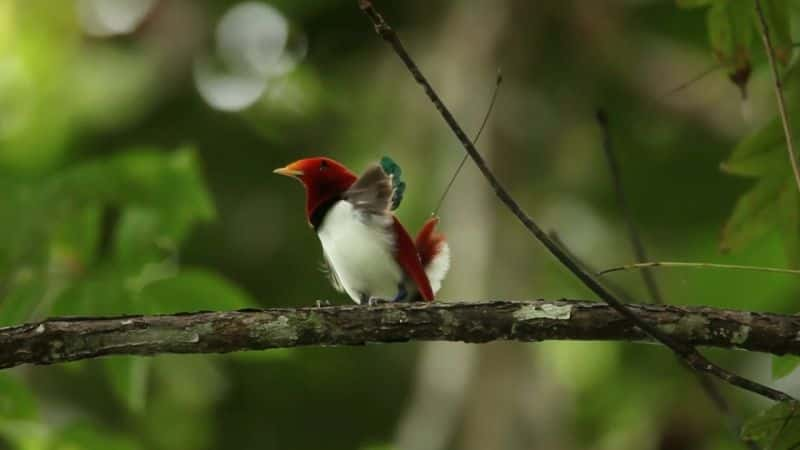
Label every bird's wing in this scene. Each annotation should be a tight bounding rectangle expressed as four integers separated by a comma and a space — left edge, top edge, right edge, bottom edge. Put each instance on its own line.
344, 158, 407, 214
344, 161, 433, 301
343, 163, 394, 215
392, 216, 434, 301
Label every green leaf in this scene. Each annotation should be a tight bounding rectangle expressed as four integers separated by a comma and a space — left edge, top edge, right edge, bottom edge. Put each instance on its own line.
42, 147, 218, 317
707, 0, 753, 75
742, 401, 800, 449
47, 147, 215, 227
113, 207, 179, 275
138, 268, 255, 314
721, 116, 787, 177
104, 357, 151, 414
721, 174, 788, 252
50, 267, 132, 316
758, 0, 793, 64
721, 164, 800, 267
773, 355, 800, 380
676, 0, 712, 8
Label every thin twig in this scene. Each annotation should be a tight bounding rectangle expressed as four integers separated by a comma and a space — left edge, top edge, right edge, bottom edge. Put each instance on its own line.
548, 231, 638, 304
599, 261, 800, 277
433, 70, 503, 217
658, 64, 721, 101
596, 110, 663, 304
596, 112, 756, 450
754, 0, 800, 194
358, 0, 794, 402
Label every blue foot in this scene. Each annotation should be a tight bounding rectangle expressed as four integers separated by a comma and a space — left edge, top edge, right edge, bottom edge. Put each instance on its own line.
392, 284, 408, 302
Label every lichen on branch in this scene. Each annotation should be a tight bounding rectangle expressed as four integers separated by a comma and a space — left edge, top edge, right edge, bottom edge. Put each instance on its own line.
1, 300, 799, 369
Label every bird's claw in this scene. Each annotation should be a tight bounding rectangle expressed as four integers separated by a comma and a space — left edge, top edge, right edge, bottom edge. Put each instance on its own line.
315, 300, 331, 308
367, 297, 390, 306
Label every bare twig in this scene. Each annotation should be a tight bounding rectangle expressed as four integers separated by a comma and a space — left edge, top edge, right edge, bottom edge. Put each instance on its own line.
596, 110, 663, 304
599, 261, 800, 277
658, 64, 721, 100
754, 0, 800, 194
433, 70, 502, 217
5, 300, 800, 369
548, 231, 638, 304
596, 112, 755, 450
358, 0, 794, 402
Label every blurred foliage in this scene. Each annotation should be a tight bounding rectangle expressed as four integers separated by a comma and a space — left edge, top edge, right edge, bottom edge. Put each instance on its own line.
719, 55, 800, 267
0, 0, 798, 449
741, 400, 800, 449
773, 355, 800, 381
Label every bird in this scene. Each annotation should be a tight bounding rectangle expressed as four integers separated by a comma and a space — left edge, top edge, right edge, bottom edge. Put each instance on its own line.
274, 156, 449, 305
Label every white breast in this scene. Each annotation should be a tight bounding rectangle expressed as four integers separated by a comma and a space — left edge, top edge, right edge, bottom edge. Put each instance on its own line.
317, 200, 403, 303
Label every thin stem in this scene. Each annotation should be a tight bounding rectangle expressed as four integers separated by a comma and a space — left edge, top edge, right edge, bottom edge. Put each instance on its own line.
433, 70, 502, 217
597, 112, 756, 449
596, 110, 663, 304
599, 261, 800, 277
658, 64, 721, 100
358, 0, 794, 403
548, 231, 637, 304
754, 0, 800, 194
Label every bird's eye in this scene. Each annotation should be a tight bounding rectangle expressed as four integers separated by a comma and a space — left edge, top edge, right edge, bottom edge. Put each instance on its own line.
319, 160, 329, 171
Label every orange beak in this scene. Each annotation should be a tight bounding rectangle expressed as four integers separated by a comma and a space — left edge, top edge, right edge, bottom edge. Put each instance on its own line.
273, 164, 303, 177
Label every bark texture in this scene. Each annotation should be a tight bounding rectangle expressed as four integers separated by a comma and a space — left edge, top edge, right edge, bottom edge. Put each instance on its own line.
1, 300, 798, 369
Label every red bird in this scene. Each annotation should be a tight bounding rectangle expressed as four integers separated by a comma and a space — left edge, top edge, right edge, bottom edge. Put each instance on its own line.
274, 156, 449, 304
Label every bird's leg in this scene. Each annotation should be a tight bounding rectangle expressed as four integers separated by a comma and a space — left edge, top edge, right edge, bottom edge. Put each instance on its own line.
366, 285, 408, 306
315, 300, 331, 308
367, 297, 390, 306
393, 284, 408, 302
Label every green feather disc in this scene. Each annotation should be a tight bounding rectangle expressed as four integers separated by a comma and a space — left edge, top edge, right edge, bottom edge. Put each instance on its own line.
380, 156, 405, 210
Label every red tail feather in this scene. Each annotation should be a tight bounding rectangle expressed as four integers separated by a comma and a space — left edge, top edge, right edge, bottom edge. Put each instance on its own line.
416, 216, 446, 268
392, 217, 435, 301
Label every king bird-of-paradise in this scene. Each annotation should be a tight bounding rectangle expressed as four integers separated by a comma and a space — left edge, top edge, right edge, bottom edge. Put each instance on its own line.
274, 156, 450, 304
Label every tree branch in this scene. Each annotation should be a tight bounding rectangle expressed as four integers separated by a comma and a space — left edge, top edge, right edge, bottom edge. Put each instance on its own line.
357, 0, 794, 402
3, 300, 800, 369
597, 112, 755, 450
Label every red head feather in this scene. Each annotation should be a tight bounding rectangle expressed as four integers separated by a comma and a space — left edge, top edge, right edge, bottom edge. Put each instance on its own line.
274, 157, 357, 223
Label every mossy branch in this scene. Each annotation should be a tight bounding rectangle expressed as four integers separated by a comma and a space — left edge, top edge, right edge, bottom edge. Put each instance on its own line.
2, 300, 799, 369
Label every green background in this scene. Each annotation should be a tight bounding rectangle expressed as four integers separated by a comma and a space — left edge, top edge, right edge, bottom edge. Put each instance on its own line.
1, 0, 799, 449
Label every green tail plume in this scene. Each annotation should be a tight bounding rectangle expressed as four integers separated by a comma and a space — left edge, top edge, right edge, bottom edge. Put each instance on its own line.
380, 156, 406, 210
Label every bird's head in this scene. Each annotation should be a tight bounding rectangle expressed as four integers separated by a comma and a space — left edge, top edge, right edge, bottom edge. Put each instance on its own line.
274, 157, 357, 222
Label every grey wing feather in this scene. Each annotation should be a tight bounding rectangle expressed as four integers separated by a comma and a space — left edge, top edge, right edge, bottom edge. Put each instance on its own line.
343, 164, 393, 215
321, 254, 345, 292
